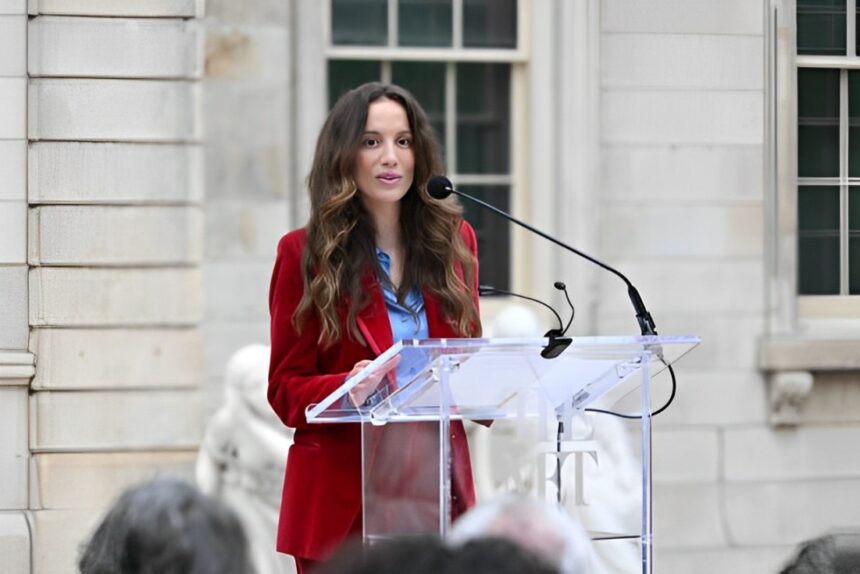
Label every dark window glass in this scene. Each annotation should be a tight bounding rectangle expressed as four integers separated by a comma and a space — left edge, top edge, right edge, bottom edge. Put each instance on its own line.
399, 0, 452, 47
463, 0, 517, 48
851, 72, 860, 177
798, 68, 840, 178
798, 186, 841, 294
851, 188, 860, 293
328, 60, 381, 108
392, 62, 447, 157
460, 185, 510, 291
332, 0, 387, 46
797, 0, 847, 55
456, 63, 510, 174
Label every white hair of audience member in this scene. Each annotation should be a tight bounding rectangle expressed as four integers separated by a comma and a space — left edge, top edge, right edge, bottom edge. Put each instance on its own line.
197, 344, 296, 574
448, 495, 592, 573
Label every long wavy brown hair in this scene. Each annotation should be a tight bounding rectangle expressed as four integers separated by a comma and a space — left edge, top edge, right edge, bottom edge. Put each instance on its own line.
294, 82, 480, 344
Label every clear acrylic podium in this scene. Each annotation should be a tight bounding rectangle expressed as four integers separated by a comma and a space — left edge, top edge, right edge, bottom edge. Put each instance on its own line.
306, 335, 699, 573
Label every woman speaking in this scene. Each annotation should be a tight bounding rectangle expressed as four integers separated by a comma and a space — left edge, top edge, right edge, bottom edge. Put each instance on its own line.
267, 82, 482, 572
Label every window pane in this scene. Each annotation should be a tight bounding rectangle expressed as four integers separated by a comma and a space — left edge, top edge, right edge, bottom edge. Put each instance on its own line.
798, 68, 840, 178
463, 0, 517, 48
328, 60, 381, 108
392, 62, 446, 156
399, 0, 452, 47
332, 0, 387, 46
798, 186, 841, 294
851, 72, 860, 176
851, 188, 860, 293
797, 0, 847, 55
457, 64, 510, 174
460, 185, 510, 291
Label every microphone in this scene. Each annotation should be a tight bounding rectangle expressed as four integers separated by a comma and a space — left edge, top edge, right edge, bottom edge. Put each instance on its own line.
479, 283, 572, 359
428, 176, 658, 336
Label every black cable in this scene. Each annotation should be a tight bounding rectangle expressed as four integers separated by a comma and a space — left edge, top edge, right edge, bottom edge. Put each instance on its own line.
478, 284, 564, 333
584, 361, 677, 420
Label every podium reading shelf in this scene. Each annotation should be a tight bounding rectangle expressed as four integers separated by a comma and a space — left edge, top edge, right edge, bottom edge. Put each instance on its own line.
306, 335, 699, 574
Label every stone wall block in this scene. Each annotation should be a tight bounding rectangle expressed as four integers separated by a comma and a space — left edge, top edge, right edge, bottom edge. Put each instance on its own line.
0, 78, 26, 138
0, 388, 28, 509
30, 389, 201, 451
29, 16, 202, 79
724, 480, 860, 546
203, 260, 272, 321
28, 205, 203, 265
602, 0, 763, 34
0, 266, 28, 349
724, 426, 860, 481
29, 267, 201, 326
0, 201, 26, 263
602, 144, 764, 202
28, 79, 201, 142
653, 483, 728, 548
31, 328, 202, 390
602, 203, 763, 258
595, 260, 764, 315
29, 142, 203, 205
0, 0, 25, 15
32, 451, 196, 510
602, 33, 763, 90
602, 91, 763, 145
29, 509, 101, 574
0, 15, 26, 76
653, 428, 720, 483
0, 141, 26, 201
27, 0, 203, 17
657, 546, 794, 574
0, 512, 30, 574
205, 200, 288, 259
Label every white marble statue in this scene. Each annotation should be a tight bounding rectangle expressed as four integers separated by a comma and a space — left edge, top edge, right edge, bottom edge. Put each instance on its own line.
197, 344, 296, 574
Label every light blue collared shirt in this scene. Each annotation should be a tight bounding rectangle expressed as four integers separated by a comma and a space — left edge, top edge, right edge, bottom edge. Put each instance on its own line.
376, 247, 429, 342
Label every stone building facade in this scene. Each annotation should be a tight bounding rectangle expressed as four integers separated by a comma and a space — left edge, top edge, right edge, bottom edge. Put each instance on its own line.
0, 0, 858, 573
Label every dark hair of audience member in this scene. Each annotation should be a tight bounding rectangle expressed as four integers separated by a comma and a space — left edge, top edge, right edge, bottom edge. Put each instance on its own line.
317, 535, 559, 574
78, 478, 253, 574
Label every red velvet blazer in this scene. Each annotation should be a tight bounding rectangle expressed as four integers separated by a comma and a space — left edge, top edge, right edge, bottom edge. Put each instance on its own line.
268, 223, 480, 560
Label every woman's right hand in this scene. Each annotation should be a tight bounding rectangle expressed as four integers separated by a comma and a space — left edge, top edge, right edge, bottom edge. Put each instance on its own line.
347, 355, 401, 406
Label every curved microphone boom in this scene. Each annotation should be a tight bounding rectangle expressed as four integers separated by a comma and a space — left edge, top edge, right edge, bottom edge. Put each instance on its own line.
429, 176, 658, 336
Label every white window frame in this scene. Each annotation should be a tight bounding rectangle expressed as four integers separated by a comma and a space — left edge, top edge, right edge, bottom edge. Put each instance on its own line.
761, 0, 860, 376
324, 0, 528, 292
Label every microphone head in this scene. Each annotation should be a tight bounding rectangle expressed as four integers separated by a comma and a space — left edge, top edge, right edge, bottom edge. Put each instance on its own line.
427, 176, 453, 199
553, 281, 566, 290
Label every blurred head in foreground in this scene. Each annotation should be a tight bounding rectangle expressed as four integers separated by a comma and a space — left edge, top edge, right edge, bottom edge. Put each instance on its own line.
448, 495, 592, 573
318, 535, 559, 574
78, 478, 253, 574
780, 531, 860, 574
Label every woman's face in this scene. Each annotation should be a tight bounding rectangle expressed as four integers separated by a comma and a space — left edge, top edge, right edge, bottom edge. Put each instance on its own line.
354, 98, 415, 213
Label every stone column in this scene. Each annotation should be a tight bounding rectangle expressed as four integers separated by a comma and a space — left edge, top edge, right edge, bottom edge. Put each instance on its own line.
25, 1, 205, 572
0, 1, 33, 572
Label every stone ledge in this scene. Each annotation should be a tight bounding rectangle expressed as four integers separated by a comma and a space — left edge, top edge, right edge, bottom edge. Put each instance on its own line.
0, 351, 34, 386
28, 0, 203, 18
759, 337, 860, 371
